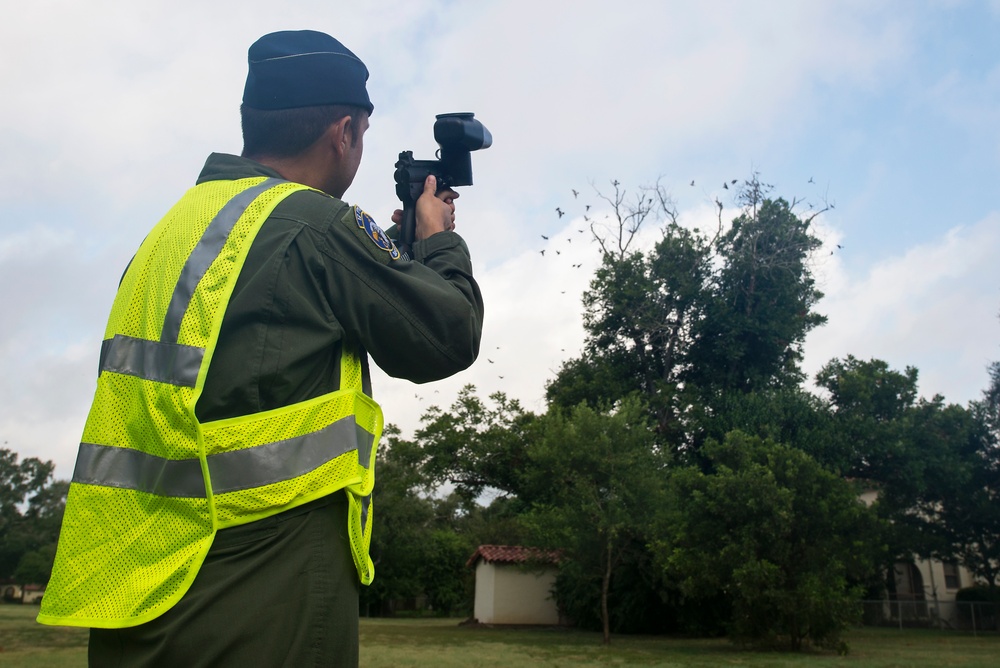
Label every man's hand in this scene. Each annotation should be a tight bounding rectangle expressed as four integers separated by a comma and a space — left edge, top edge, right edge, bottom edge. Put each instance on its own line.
392, 175, 458, 240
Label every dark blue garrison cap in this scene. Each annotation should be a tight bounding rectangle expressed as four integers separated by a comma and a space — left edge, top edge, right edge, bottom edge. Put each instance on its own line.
243, 30, 373, 114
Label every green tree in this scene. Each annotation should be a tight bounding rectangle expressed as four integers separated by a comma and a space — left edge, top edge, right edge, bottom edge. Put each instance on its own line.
814, 356, 997, 588
360, 426, 437, 615
692, 387, 839, 469
362, 422, 521, 618
0, 448, 65, 582
413, 386, 537, 503
660, 432, 885, 651
685, 184, 826, 397
524, 397, 669, 644
985, 359, 1000, 431
547, 176, 827, 453
421, 527, 474, 615
547, 187, 711, 442
921, 357, 1000, 591
814, 355, 919, 479
14, 479, 69, 583
931, 413, 1000, 591
15, 542, 59, 584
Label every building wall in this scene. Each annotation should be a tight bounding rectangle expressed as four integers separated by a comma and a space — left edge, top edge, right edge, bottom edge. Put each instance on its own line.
473, 562, 496, 623
1, 584, 44, 604
859, 487, 978, 605
474, 562, 559, 625
897, 558, 975, 603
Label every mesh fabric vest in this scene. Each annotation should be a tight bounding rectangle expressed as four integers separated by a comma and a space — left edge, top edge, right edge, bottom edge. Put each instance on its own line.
38, 177, 381, 628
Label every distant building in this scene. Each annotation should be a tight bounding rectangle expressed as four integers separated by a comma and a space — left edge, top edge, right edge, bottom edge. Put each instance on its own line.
858, 488, 980, 628
1, 583, 45, 605
467, 545, 562, 625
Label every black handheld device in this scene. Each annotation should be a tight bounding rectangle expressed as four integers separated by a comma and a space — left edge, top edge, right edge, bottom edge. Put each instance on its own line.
393, 112, 492, 257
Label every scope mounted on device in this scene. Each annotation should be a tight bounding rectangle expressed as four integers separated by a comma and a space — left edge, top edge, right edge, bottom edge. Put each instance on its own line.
393, 112, 492, 257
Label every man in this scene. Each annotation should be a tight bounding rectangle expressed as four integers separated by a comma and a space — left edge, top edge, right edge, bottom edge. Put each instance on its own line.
38, 30, 484, 667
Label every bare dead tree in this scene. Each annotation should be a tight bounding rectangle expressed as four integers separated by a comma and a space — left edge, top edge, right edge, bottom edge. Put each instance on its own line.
589, 178, 678, 261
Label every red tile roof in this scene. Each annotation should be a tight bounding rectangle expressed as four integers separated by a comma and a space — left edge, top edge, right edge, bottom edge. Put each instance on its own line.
466, 544, 561, 568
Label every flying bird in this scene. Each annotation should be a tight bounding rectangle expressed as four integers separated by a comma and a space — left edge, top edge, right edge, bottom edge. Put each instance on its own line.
556, 208, 565, 218
723, 182, 729, 189
541, 234, 549, 240
808, 177, 815, 183
572, 189, 579, 198
540, 249, 546, 256
690, 180, 695, 186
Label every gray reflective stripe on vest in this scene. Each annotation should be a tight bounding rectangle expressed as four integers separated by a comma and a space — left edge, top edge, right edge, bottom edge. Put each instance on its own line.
161, 178, 284, 345
98, 178, 284, 385
73, 415, 376, 498
208, 419, 375, 494
99, 335, 204, 387
73, 442, 205, 497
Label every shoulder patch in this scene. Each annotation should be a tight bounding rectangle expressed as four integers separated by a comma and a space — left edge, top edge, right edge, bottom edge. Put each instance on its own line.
354, 206, 401, 261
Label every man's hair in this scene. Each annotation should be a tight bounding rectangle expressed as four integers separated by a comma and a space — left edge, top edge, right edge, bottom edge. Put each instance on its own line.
240, 104, 363, 159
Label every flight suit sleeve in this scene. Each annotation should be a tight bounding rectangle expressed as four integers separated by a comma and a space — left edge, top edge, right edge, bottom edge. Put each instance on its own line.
317, 202, 484, 384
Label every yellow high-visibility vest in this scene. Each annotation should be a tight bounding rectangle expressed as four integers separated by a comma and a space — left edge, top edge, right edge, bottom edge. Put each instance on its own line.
38, 177, 382, 629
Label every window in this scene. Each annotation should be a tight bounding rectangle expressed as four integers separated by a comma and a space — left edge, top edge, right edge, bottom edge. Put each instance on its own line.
943, 561, 961, 590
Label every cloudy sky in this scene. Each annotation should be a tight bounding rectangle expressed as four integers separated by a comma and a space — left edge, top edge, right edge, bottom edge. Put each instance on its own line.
2, 0, 999, 479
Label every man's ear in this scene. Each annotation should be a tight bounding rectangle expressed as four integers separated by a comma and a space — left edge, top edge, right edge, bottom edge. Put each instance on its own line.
328, 115, 353, 157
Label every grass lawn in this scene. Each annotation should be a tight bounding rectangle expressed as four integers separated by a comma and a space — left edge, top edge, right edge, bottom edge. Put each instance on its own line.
1, 605, 997, 667
0, 604, 88, 668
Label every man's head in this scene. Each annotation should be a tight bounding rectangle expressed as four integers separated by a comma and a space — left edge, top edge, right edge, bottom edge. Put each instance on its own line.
240, 30, 373, 196
240, 104, 365, 160
243, 30, 373, 114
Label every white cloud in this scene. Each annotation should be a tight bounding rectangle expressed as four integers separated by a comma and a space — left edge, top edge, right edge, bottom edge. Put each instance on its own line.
376, 204, 1000, 443
371, 211, 605, 434
804, 212, 1000, 404
3, 348, 96, 478
9, 194, 1000, 480
1, 0, 998, 479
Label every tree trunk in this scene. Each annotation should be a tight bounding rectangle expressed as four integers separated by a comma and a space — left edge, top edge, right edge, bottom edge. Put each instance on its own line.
601, 540, 612, 645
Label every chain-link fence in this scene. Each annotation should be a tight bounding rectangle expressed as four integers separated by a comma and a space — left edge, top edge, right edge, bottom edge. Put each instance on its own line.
861, 599, 999, 634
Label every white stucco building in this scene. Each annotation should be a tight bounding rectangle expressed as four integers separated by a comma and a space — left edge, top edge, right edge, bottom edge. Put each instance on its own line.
858, 488, 984, 629
467, 545, 561, 625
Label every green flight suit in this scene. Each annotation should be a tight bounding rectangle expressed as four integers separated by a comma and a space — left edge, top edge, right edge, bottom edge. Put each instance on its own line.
87, 153, 484, 667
